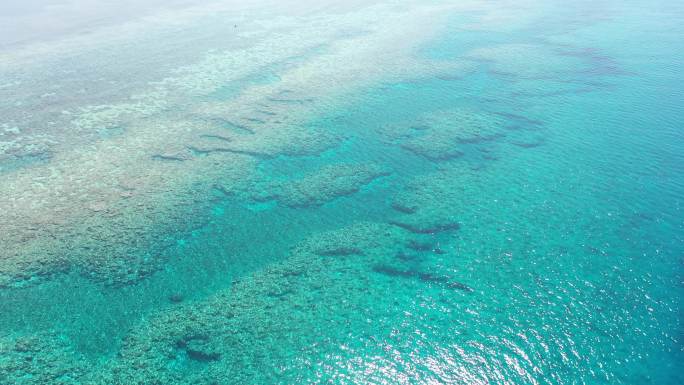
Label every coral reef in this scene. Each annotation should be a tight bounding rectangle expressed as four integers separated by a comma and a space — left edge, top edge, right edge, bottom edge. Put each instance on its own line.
0, 332, 89, 385
263, 163, 390, 208
0, 222, 473, 384
465, 43, 588, 79
372, 264, 473, 292
378, 108, 506, 161
0, 0, 457, 288
83, 222, 456, 384
0, 141, 257, 287
389, 168, 479, 234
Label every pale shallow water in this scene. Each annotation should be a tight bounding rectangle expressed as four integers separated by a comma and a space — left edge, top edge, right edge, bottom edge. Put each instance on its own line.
0, 1, 682, 384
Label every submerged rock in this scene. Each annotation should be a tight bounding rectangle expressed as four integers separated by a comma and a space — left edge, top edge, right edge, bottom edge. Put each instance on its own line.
378, 108, 506, 162
265, 163, 390, 208
176, 335, 222, 362
169, 293, 185, 303
372, 264, 474, 292
388, 168, 478, 236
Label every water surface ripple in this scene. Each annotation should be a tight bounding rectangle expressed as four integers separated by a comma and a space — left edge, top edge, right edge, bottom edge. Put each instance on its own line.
0, 1, 682, 384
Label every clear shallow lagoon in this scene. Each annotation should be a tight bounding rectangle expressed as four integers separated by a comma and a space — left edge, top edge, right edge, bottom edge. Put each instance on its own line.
0, 1, 682, 384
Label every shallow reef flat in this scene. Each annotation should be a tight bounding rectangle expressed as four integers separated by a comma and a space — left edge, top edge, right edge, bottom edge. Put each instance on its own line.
0, 0, 477, 288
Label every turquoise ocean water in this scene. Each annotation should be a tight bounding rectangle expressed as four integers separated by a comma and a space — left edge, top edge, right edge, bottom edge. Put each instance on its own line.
0, 1, 682, 384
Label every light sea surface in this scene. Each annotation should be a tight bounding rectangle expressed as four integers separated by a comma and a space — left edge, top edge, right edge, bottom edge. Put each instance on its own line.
0, 1, 682, 384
